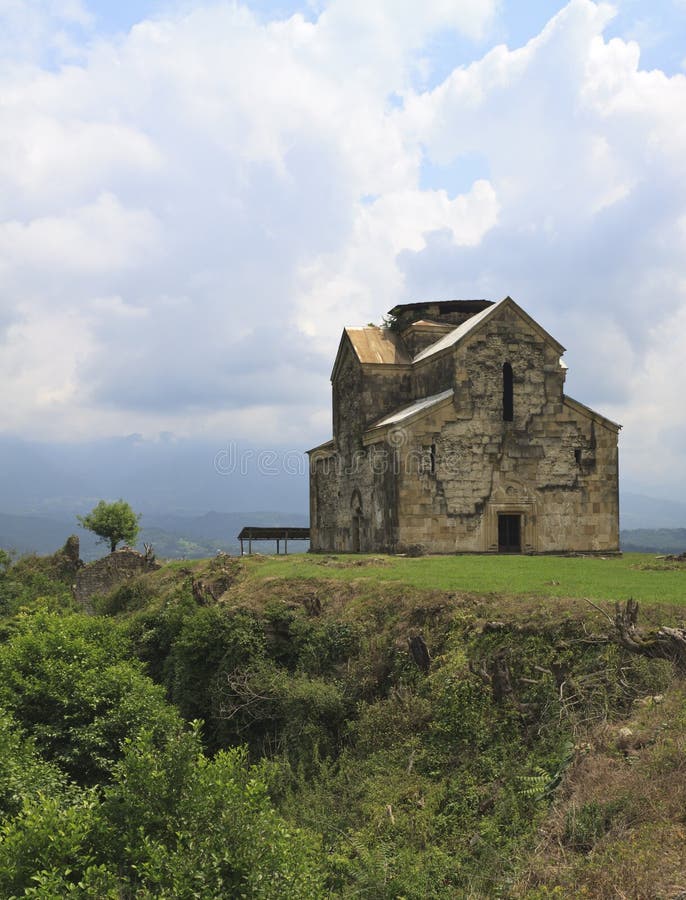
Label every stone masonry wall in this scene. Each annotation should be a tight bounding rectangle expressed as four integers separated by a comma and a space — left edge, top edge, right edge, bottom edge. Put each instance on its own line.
392, 307, 618, 552
75, 548, 160, 608
310, 302, 619, 554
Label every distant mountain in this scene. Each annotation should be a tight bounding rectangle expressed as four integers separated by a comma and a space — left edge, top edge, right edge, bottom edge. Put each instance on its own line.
0, 513, 101, 559
139, 511, 309, 558
143, 510, 309, 543
620, 493, 686, 530
620, 528, 686, 554
0, 435, 309, 518
0, 510, 309, 561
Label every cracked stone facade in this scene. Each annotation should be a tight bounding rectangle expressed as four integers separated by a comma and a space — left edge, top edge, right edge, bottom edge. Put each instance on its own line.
308, 298, 620, 554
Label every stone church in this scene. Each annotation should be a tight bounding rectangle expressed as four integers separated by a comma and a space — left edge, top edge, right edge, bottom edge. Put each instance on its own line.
308, 297, 620, 554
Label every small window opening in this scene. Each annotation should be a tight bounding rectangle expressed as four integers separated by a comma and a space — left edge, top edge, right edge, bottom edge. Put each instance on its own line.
502, 362, 514, 421
574, 448, 582, 465
430, 443, 436, 475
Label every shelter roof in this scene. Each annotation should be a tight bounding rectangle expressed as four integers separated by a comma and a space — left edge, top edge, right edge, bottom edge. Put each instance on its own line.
237, 526, 310, 540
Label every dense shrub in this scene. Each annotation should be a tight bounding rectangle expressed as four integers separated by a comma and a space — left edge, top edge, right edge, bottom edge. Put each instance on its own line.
0, 718, 324, 898
0, 612, 178, 784
0, 551, 74, 617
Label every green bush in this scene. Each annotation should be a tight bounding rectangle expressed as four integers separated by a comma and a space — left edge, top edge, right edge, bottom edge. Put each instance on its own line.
93, 577, 157, 616
217, 660, 348, 761
163, 607, 266, 749
101, 729, 324, 898
0, 707, 67, 820
0, 552, 74, 618
0, 723, 325, 898
0, 612, 179, 784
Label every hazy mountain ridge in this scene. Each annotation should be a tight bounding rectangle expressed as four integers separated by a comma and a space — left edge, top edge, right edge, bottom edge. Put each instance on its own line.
619, 528, 686, 554
0, 510, 309, 560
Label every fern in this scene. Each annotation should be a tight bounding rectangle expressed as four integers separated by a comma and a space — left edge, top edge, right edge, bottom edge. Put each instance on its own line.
518, 740, 576, 801
518, 766, 551, 800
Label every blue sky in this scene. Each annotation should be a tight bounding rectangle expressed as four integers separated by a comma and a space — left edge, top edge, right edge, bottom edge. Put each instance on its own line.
83, 0, 686, 75
1, 0, 686, 507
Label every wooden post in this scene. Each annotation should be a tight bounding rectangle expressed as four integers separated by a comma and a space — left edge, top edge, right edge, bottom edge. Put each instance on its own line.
240, 538, 244, 556
276, 538, 280, 555
248, 530, 252, 555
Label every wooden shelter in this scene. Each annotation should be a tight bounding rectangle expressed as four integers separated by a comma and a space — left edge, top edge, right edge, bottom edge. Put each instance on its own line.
237, 526, 310, 555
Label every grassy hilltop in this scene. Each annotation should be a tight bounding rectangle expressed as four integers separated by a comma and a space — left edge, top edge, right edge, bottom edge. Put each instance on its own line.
1, 548, 686, 897
252, 551, 686, 603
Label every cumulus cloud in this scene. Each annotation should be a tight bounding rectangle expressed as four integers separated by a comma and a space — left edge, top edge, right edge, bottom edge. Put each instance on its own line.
0, 0, 499, 442
398, 0, 686, 490
0, 0, 684, 496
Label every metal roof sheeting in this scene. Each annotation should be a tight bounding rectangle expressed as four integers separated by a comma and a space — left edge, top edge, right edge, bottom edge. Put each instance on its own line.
237, 526, 310, 540
345, 327, 412, 365
370, 388, 454, 429
413, 300, 503, 362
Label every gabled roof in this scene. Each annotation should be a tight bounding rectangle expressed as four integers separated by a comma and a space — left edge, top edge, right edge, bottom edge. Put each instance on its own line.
331, 326, 411, 381
563, 395, 622, 432
307, 438, 335, 457
364, 388, 454, 442
413, 296, 565, 363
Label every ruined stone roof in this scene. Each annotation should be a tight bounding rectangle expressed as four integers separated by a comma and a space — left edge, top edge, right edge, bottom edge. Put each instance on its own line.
367, 388, 454, 430
387, 300, 493, 317
344, 326, 412, 366
413, 296, 565, 363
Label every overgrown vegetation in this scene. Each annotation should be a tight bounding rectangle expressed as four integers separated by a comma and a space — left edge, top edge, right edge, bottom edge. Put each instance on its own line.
1, 547, 685, 897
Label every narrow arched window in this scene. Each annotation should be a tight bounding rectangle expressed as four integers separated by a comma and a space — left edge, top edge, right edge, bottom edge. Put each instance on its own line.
502, 362, 513, 421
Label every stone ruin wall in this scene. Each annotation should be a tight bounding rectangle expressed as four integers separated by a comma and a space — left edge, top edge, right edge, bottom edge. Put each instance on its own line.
75, 548, 160, 608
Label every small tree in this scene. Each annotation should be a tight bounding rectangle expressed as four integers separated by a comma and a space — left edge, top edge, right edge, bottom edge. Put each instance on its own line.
77, 500, 141, 553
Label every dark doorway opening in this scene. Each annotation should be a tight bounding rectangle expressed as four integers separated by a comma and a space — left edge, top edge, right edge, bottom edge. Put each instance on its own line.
351, 490, 363, 552
352, 515, 361, 552
498, 514, 521, 553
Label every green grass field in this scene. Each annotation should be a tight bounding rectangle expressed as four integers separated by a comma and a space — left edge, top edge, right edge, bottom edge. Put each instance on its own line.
247, 552, 686, 605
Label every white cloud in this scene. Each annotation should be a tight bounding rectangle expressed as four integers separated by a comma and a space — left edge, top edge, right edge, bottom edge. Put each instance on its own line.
396, 0, 686, 491
0, 194, 162, 275
0, 0, 685, 497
